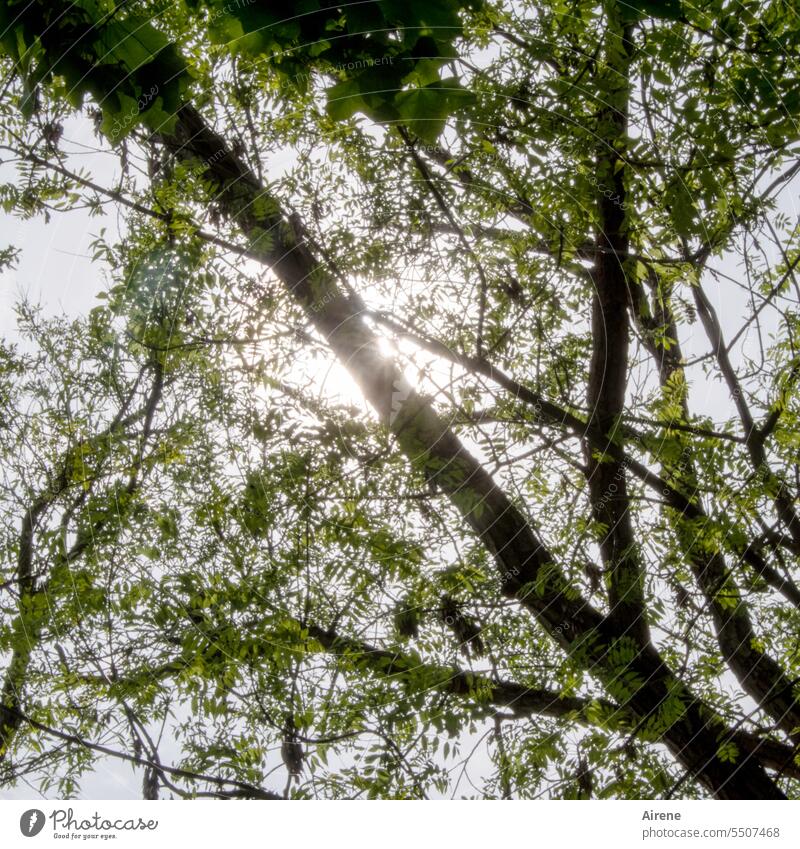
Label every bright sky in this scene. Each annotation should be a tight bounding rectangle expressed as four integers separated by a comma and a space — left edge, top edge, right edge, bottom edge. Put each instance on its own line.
1, 98, 798, 799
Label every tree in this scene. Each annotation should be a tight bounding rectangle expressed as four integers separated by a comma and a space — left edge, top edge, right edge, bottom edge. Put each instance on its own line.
0, 0, 799, 799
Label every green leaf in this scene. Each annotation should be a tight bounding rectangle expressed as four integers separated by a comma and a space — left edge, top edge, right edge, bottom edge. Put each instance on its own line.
395, 79, 474, 142
623, 0, 683, 21
326, 78, 365, 121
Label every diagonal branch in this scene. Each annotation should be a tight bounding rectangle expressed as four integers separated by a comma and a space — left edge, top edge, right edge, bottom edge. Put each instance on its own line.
630, 268, 800, 741
145, 102, 787, 798
692, 281, 800, 547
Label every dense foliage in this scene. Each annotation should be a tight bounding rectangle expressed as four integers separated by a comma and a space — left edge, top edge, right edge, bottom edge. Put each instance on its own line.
1, 0, 800, 798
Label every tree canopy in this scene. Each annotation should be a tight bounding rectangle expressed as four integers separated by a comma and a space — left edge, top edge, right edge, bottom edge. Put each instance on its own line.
1, 0, 800, 799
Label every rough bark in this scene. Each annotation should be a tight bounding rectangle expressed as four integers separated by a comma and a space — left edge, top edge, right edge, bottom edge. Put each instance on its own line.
584, 13, 649, 645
